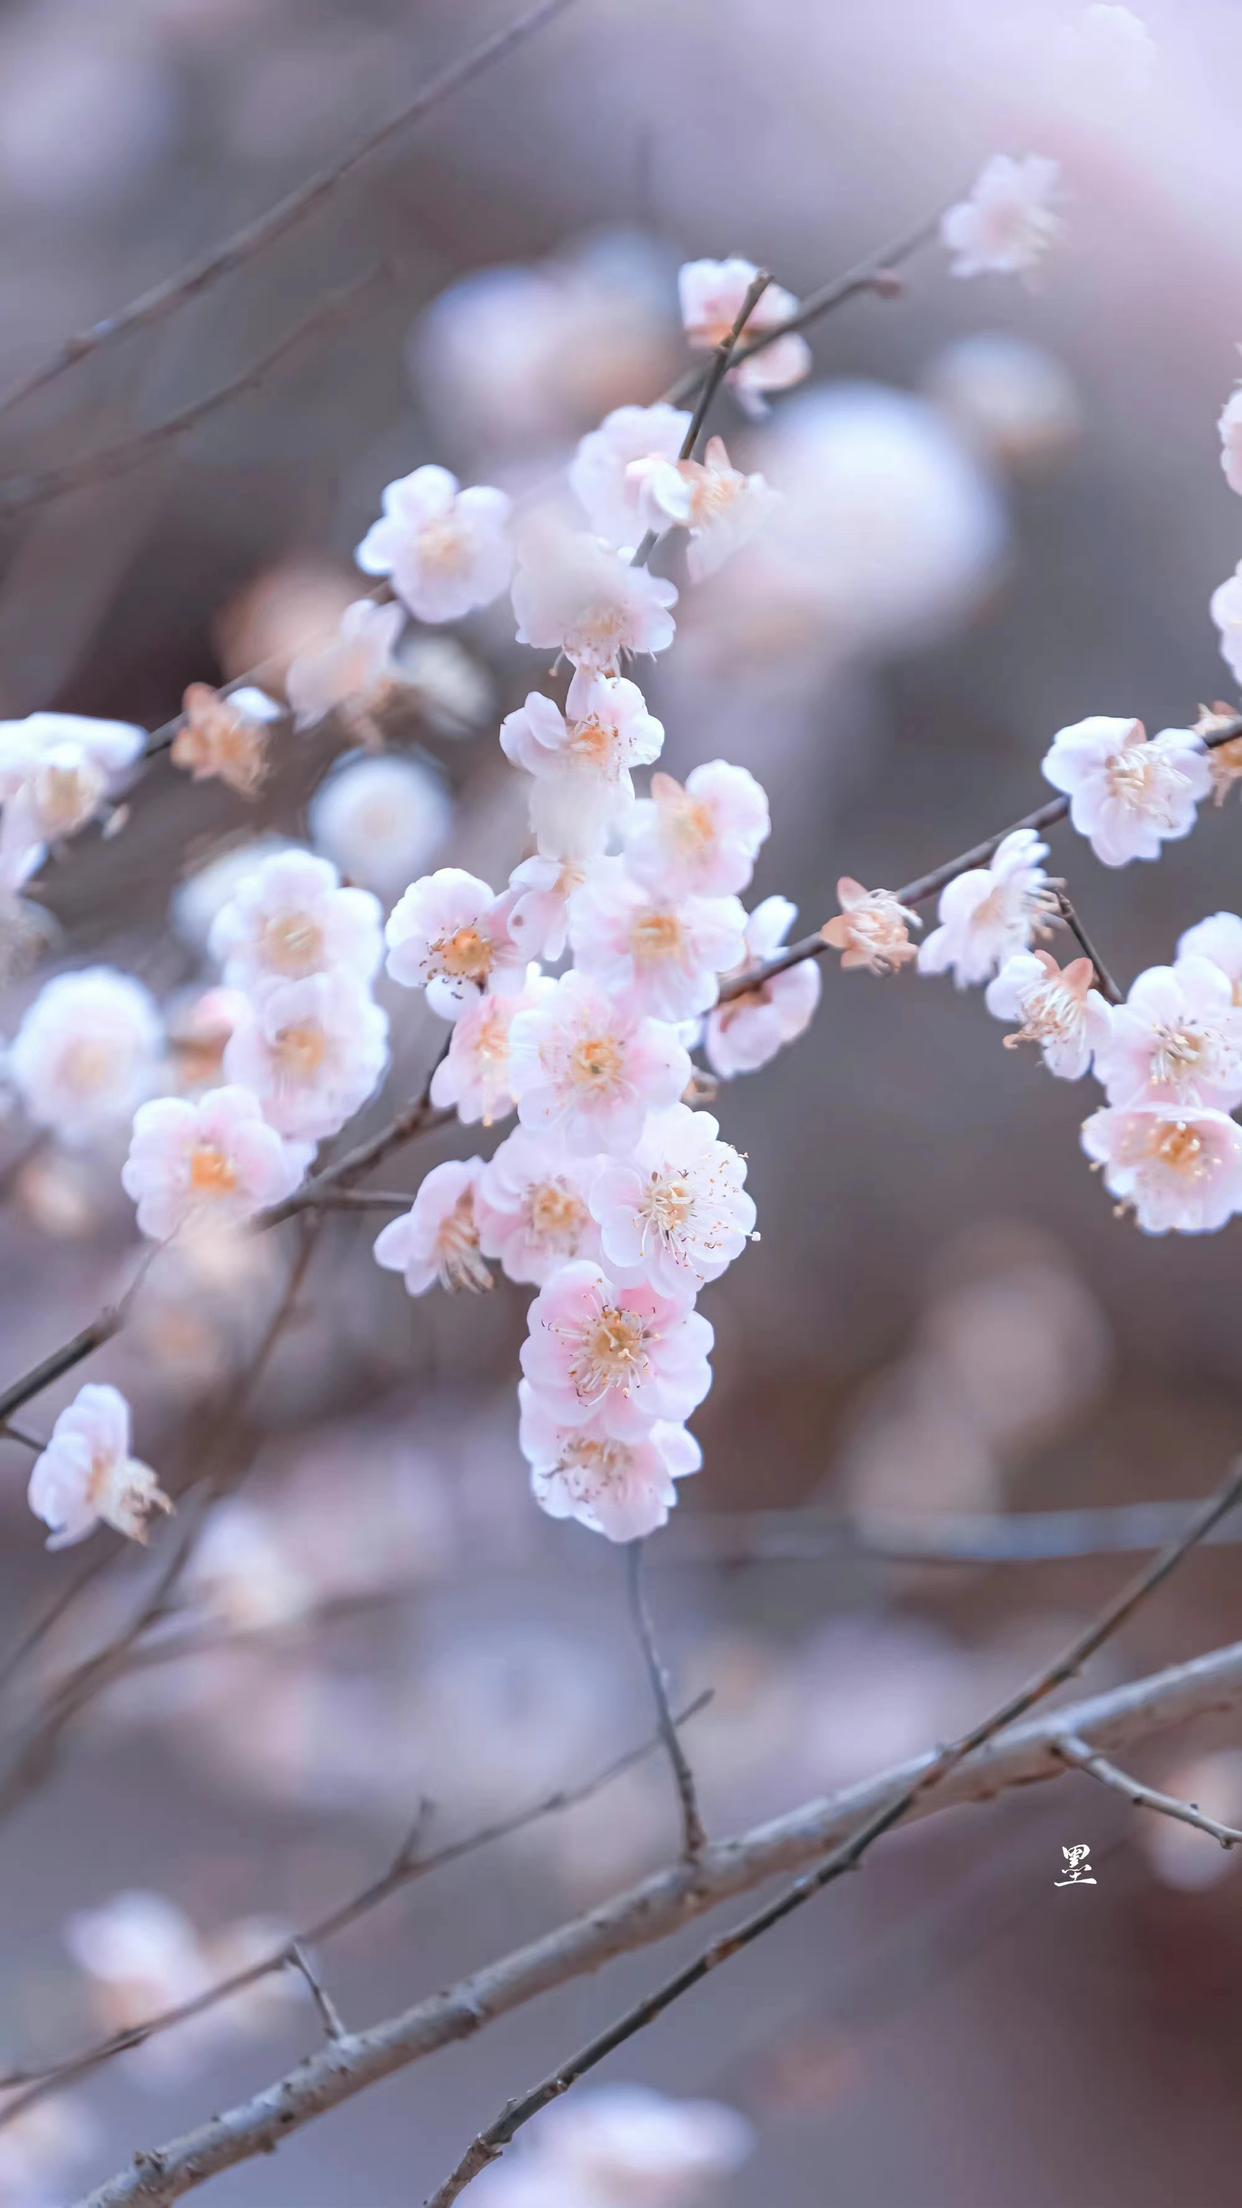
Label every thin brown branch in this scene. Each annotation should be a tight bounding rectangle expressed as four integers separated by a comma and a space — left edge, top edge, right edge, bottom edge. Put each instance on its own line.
668, 1497, 1242, 1568
425, 1453, 1242, 2204
633, 268, 770, 567
0, 268, 391, 514
73, 1633, 1242, 2208
0, 0, 585, 420
624, 1540, 705, 1862
285, 1944, 346, 2041
1053, 889, 1123, 1006
1055, 1732, 1242, 1849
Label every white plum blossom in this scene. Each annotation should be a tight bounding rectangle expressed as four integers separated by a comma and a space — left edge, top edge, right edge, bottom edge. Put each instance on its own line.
589, 1103, 755, 1302
1041, 716, 1211, 867
222, 972, 389, 1141
1177, 912, 1242, 1002
0, 2089, 95, 2206
568, 858, 746, 1022
511, 528, 677, 673
476, 1127, 601, 1284
918, 829, 1055, 988
285, 598, 406, 731
9, 966, 161, 1144
520, 1258, 713, 1438
209, 848, 383, 992
822, 878, 920, 975
519, 2083, 753, 2203
519, 1383, 702, 1540
925, 333, 1081, 471
122, 1085, 309, 1240
941, 155, 1062, 279
384, 867, 523, 1017
569, 402, 692, 546
429, 966, 553, 1126
1210, 559, 1242, 686
705, 894, 821, 1078
0, 711, 144, 894
629, 434, 778, 579
1219, 387, 1242, 498
373, 1157, 491, 1295
501, 671, 664, 857
65, 1891, 208, 2036
309, 752, 452, 901
355, 464, 512, 623
508, 969, 691, 1155
678, 256, 811, 415
1082, 1105, 1242, 1234
985, 950, 1112, 1079
28, 1384, 170, 1549
623, 760, 769, 899
1092, 960, 1242, 1111
506, 853, 588, 962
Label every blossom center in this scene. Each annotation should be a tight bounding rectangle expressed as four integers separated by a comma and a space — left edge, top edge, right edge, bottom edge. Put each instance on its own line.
437, 924, 492, 982
263, 912, 325, 976
189, 1141, 238, 1196
275, 1020, 329, 1077
62, 1039, 118, 1093
418, 519, 471, 576
435, 1193, 491, 1293
556, 1433, 635, 1500
640, 1171, 694, 1248
569, 1034, 623, 1091
631, 910, 684, 964
569, 1304, 651, 1401
569, 716, 618, 772
527, 1179, 588, 1248
1106, 747, 1185, 820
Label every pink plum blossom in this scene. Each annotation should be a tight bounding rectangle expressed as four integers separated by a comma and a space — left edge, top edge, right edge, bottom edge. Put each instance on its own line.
519, 1383, 702, 1540
500, 671, 664, 857
525, 2083, 753, 2201
1042, 716, 1210, 867
511, 528, 677, 673
1082, 1105, 1242, 1234
0, 711, 144, 895
355, 464, 512, 623
122, 1085, 309, 1239
429, 967, 553, 1126
623, 760, 770, 899
1177, 912, 1242, 1001
209, 848, 383, 991
520, 1259, 713, 1439
476, 1127, 602, 1284
822, 878, 921, 975
678, 257, 811, 415
506, 854, 589, 962
10, 966, 161, 1145
941, 155, 1062, 279
508, 969, 691, 1155
309, 751, 452, 901
28, 1384, 170, 1549
985, 950, 1112, 1079
222, 972, 389, 1140
385, 867, 523, 1017
373, 1157, 491, 1294
1092, 959, 1242, 1111
285, 599, 405, 731
569, 402, 692, 547
568, 858, 746, 1021
705, 894, 821, 1077
629, 435, 778, 579
918, 828, 1055, 987
589, 1102, 755, 1302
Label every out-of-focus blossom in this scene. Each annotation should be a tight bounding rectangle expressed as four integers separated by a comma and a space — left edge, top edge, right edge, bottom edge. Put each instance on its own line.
355, 466, 512, 623
184, 1500, 313, 1631
171, 684, 281, 797
385, 867, 523, 1018
65, 1890, 290, 2079
28, 1383, 169, 1549
1093, 960, 1242, 1110
1082, 1104, 1242, 1233
705, 895, 820, 1078
925, 333, 1081, 469
1141, 1750, 1242, 1889
1194, 706, 1242, 807
373, 1157, 491, 1294
624, 761, 769, 899
209, 848, 383, 992
941, 155, 1062, 279
1218, 385, 1242, 498
1177, 911, 1242, 1001
404, 633, 494, 735
569, 402, 691, 546
506, 853, 588, 962
0, 711, 144, 894
1054, 5, 1158, 112
822, 878, 920, 975
285, 598, 405, 730
309, 750, 452, 900
568, 858, 746, 1022
164, 985, 246, 1094
1042, 716, 1210, 866
631, 435, 778, 579
123, 1085, 309, 1239
1210, 560, 1242, 688
476, 1126, 601, 1284
520, 1259, 713, 1438
986, 950, 1112, 1079
511, 528, 677, 673
430, 966, 552, 1126
171, 837, 292, 951
679, 256, 811, 414
223, 972, 389, 1140
493, 2083, 752, 2206
519, 1384, 700, 1541
0, 2088, 95, 2207
9, 966, 161, 1144
589, 1102, 755, 1302
918, 829, 1054, 989
0, 21, 175, 207
501, 672, 664, 858
508, 969, 692, 1155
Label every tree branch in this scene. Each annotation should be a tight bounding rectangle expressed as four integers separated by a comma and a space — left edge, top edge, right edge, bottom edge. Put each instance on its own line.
1054, 1732, 1242, 1850
632, 268, 770, 568
624, 1541, 705, 1862
1053, 889, 1122, 1006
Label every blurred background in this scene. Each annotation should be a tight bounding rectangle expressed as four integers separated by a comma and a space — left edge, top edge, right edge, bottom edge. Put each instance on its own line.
1, 0, 1242, 2202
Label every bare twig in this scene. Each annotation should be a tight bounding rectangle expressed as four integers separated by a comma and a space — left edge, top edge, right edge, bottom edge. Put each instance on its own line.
73, 1634, 1242, 2207
1055, 1732, 1242, 1850
624, 1541, 705, 1862
285, 1944, 346, 2041
1053, 890, 1123, 1006
669, 1497, 1242, 1568
0, 0, 585, 420
633, 269, 770, 567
